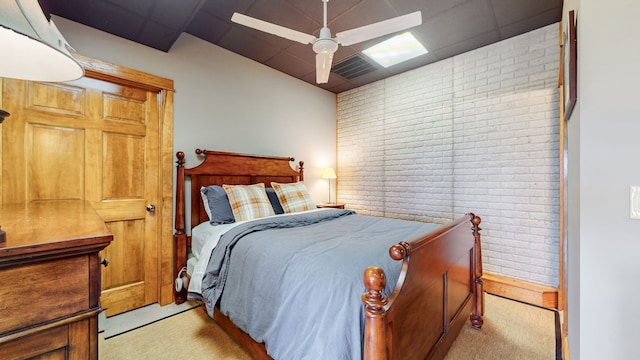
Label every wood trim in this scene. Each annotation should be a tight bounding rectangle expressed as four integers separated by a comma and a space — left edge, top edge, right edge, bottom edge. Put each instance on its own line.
562, 334, 571, 360
558, 21, 567, 313
159, 83, 175, 306
0, 78, 3, 204
74, 53, 175, 93
559, 20, 570, 358
482, 272, 558, 309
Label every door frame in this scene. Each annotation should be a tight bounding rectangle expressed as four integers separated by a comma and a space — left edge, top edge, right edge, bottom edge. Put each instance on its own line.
75, 54, 176, 306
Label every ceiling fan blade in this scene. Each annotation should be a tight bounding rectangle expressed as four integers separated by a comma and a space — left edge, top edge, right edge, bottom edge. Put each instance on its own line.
335, 11, 422, 46
231, 13, 316, 45
315, 52, 334, 84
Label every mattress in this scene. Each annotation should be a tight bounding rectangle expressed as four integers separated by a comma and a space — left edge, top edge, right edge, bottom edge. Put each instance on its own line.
186, 256, 198, 278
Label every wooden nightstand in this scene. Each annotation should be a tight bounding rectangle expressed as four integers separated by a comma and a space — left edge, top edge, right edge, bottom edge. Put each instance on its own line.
317, 203, 345, 209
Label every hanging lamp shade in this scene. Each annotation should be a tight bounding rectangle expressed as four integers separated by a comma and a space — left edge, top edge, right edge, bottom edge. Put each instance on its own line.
0, 0, 84, 81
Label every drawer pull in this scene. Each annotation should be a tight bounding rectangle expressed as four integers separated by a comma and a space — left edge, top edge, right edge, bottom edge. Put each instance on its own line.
101, 258, 110, 267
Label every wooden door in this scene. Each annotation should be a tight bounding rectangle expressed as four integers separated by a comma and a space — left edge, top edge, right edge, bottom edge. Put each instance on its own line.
0, 56, 175, 316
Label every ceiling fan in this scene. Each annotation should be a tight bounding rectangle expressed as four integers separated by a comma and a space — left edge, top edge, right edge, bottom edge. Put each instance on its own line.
231, 0, 422, 84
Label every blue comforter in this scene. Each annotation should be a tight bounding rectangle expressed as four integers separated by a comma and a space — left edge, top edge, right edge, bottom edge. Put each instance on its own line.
199, 209, 440, 360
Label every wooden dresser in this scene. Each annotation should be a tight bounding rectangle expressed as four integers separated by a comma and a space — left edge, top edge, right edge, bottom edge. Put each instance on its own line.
0, 200, 112, 359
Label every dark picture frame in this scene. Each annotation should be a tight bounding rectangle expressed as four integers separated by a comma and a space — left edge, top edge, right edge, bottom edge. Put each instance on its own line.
563, 10, 577, 121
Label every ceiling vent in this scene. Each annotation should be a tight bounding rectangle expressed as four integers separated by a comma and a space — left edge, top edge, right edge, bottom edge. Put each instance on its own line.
332, 55, 378, 80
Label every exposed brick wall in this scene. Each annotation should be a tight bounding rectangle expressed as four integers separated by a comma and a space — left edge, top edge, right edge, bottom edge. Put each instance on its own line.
336, 24, 560, 287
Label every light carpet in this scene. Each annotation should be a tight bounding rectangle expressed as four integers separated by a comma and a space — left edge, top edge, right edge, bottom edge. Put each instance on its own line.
99, 293, 557, 359
444, 294, 558, 360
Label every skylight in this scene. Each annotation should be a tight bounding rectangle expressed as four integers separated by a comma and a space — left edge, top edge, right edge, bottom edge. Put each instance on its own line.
362, 32, 428, 68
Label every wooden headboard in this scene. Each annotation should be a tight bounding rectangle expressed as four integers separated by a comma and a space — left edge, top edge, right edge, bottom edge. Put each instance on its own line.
173, 149, 303, 302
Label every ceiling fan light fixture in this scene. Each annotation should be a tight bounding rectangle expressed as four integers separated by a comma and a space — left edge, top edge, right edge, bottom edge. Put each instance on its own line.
0, 0, 84, 81
363, 32, 428, 68
315, 51, 333, 83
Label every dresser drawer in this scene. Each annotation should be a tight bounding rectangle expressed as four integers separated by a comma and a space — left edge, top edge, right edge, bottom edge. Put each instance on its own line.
0, 255, 90, 335
0, 324, 69, 359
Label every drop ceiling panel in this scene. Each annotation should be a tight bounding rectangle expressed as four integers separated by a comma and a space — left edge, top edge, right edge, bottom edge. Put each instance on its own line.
149, 0, 204, 31
265, 52, 314, 78
281, 42, 316, 64
490, 0, 561, 26
218, 28, 284, 63
138, 21, 181, 52
394, 0, 470, 20
431, 30, 500, 61
245, 0, 321, 36
421, 0, 497, 51
199, 0, 254, 21
186, 11, 230, 43
328, 1, 398, 33
497, 10, 561, 39
84, 2, 146, 42
108, 0, 153, 17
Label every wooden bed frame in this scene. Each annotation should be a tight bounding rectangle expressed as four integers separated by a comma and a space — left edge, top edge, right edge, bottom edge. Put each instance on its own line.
173, 149, 484, 360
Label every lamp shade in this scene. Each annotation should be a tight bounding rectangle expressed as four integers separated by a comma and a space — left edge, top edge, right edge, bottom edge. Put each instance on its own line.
0, 0, 84, 81
322, 167, 337, 179
315, 51, 333, 84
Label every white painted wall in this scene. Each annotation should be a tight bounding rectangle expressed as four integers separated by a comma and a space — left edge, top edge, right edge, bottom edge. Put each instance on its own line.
337, 24, 560, 287
53, 16, 337, 204
565, 0, 640, 358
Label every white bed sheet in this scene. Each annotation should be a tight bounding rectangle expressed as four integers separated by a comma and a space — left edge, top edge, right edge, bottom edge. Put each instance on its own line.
188, 221, 238, 294
188, 208, 329, 295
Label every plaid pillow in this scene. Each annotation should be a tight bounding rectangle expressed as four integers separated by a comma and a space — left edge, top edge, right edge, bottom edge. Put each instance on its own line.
223, 183, 275, 222
271, 182, 316, 213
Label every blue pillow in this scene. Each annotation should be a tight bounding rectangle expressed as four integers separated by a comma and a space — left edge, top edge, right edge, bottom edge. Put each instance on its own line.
266, 187, 285, 215
201, 185, 235, 224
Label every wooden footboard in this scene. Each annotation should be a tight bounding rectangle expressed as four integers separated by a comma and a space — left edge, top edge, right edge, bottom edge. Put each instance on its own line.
363, 213, 483, 360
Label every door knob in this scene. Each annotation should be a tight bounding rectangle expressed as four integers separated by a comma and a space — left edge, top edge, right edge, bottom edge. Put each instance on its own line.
146, 204, 156, 212
101, 258, 109, 267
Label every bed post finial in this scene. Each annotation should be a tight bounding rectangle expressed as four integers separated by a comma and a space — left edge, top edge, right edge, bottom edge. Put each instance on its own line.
389, 241, 411, 260
175, 152, 186, 233
469, 213, 484, 329
362, 266, 389, 360
298, 160, 304, 181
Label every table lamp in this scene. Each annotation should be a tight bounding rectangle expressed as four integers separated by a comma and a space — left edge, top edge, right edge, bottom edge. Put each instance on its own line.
322, 167, 337, 204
